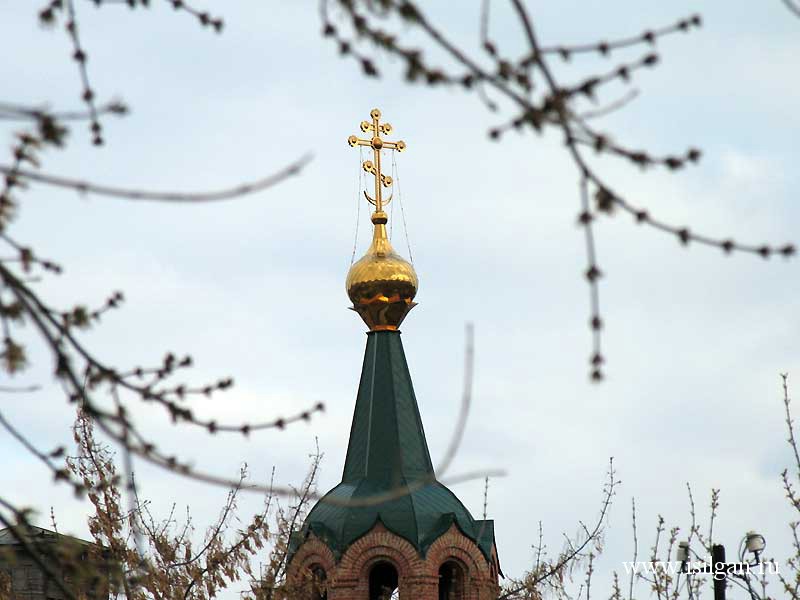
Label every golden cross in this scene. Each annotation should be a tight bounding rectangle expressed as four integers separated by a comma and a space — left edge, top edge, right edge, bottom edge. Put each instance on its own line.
347, 108, 406, 215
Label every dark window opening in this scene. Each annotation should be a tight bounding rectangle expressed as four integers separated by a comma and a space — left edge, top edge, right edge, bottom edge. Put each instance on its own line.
310, 565, 327, 600
369, 561, 399, 600
438, 560, 464, 600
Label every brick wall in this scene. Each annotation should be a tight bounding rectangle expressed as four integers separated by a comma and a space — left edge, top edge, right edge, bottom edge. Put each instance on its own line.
288, 522, 500, 600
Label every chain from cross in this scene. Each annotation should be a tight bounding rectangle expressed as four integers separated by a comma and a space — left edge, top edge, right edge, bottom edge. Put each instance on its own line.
347, 108, 406, 214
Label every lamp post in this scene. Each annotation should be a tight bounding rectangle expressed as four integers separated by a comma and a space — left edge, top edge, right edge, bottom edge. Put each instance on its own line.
712, 544, 726, 600
678, 531, 766, 600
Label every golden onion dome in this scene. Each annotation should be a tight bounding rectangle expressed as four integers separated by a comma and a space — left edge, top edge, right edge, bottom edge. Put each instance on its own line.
346, 211, 418, 331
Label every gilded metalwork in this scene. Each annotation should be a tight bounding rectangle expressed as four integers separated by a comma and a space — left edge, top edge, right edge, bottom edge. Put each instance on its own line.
346, 109, 417, 331
346, 108, 406, 213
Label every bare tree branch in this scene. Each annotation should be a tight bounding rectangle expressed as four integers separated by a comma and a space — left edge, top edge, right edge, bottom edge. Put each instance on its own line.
0, 154, 311, 203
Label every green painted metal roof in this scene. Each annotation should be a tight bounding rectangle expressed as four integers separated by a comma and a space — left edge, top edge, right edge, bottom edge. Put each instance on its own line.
292, 331, 495, 563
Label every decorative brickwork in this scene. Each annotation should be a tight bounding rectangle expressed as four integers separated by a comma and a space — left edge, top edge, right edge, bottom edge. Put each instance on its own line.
288, 522, 500, 600
289, 536, 336, 581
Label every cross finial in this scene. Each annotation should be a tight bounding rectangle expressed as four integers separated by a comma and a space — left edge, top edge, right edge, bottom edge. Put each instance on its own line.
347, 108, 406, 221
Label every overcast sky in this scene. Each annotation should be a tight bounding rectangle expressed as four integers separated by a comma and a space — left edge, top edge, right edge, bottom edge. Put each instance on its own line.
2, 1, 800, 598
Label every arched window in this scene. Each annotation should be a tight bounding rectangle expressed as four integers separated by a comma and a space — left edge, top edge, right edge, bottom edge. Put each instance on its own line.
438, 560, 464, 600
369, 561, 399, 600
309, 565, 327, 600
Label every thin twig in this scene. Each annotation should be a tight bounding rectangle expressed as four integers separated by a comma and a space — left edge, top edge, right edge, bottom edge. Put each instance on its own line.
0, 154, 311, 203
782, 0, 800, 18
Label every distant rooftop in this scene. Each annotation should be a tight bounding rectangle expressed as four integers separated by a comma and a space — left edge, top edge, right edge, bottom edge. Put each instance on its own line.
0, 525, 94, 548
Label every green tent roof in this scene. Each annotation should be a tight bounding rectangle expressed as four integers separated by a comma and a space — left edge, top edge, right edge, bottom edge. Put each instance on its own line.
292, 331, 495, 563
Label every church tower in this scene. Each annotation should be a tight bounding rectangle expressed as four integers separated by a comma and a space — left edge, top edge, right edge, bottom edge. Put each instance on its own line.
287, 109, 501, 600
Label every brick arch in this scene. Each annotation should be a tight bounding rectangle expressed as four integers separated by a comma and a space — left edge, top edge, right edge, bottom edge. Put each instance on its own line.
424, 525, 490, 580
337, 524, 424, 581
288, 534, 336, 585
426, 546, 481, 581
359, 548, 409, 582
